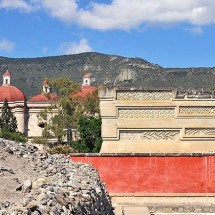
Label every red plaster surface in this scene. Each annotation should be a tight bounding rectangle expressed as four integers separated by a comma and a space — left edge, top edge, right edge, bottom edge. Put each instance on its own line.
70, 156, 215, 193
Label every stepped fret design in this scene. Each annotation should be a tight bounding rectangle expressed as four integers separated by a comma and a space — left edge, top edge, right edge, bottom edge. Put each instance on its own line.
120, 130, 180, 141
117, 91, 172, 101
118, 108, 175, 118
180, 106, 215, 115
185, 128, 215, 136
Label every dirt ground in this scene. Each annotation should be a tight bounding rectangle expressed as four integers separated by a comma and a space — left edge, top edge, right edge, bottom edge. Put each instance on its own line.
0, 148, 38, 205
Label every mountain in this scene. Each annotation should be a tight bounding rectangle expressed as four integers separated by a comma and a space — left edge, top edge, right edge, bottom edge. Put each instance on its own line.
0, 52, 215, 98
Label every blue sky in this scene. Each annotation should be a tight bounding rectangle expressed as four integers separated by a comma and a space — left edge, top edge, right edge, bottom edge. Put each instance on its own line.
1, 0, 215, 68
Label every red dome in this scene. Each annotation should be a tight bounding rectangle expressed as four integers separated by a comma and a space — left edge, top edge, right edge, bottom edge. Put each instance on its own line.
83, 73, 92, 78
3, 71, 11, 76
42, 80, 48, 86
0, 85, 26, 102
29, 93, 58, 102
72, 85, 96, 100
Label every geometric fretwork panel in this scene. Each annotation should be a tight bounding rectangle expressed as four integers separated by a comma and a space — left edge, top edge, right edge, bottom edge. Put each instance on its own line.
180, 106, 215, 115
118, 108, 175, 118
120, 130, 180, 141
185, 128, 215, 136
117, 91, 172, 101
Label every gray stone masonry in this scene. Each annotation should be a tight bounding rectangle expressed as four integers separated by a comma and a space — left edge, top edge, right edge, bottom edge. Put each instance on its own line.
0, 139, 114, 215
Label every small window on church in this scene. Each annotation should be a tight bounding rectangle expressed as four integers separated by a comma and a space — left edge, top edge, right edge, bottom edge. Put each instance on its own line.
38, 122, 45, 128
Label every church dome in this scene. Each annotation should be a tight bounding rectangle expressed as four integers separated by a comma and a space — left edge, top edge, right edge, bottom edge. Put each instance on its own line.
29, 93, 58, 102
0, 71, 26, 102
72, 73, 96, 100
73, 85, 96, 98
29, 80, 58, 102
83, 73, 92, 78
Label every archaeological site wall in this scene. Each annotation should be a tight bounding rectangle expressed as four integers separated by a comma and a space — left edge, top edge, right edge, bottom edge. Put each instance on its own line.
71, 87, 215, 210
99, 87, 215, 153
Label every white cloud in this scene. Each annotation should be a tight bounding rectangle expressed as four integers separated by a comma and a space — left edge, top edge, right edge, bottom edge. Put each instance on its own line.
77, 0, 215, 30
59, 39, 93, 55
3, 0, 215, 30
34, 0, 78, 22
0, 0, 33, 12
0, 39, 15, 52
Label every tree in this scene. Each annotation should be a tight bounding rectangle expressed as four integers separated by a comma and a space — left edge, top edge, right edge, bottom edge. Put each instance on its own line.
82, 89, 100, 115
0, 99, 17, 132
48, 77, 80, 98
38, 77, 80, 143
38, 77, 102, 152
74, 115, 102, 152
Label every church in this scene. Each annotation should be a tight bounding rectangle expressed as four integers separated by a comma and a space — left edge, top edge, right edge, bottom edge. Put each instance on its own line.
0, 70, 96, 138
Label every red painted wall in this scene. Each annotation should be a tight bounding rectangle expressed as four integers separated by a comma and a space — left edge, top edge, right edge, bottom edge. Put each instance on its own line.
70, 156, 215, 194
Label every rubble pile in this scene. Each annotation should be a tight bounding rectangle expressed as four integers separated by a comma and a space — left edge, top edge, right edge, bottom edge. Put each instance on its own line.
0, 139, 113, 215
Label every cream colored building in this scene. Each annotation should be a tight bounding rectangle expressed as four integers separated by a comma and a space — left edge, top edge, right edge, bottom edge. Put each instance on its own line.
99, 86, 215, 153
0, 71, 57, 137
0, 70, 27, 134
0, 71, 95, 138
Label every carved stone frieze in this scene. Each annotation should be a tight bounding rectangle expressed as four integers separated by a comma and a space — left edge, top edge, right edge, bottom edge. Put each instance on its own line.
117, 91, 172, 101
179, 106, 215, 115
118, 108, 175, 118
185, 128, 215, 136
120, 130, 180, 141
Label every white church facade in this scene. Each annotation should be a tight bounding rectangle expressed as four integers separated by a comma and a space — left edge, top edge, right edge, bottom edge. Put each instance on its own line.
0, 70, 95, 138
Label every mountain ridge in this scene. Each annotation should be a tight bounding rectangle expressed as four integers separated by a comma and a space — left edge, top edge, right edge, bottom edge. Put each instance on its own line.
0, 52, 214, 98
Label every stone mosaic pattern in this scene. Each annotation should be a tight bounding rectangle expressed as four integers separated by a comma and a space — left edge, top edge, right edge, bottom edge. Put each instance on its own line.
118, 108, 175, 118
185, 128, 215, 136
180, 106, 215, 115
117, 91, 172, 101
120, 130, 180, 141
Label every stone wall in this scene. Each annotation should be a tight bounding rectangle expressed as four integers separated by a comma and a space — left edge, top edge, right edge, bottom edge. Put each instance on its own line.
71, 153, 215, 212
99, 87, 215, 153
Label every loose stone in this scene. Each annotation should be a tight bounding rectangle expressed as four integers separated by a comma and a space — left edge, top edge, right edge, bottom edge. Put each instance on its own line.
0, 139, 114, 214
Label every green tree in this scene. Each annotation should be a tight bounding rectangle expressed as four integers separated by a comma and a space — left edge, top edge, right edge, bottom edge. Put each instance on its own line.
48, 77, 80, 98
0, 99, 17, 132
38, 77, 80, 143
71, 88, 102, 152
73, 115, 102, 153
82, 89, 100, 115
38, 77, 102, 152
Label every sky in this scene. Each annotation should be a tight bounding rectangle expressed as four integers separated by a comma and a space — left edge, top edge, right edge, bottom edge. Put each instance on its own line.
1, 1, 215, 68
